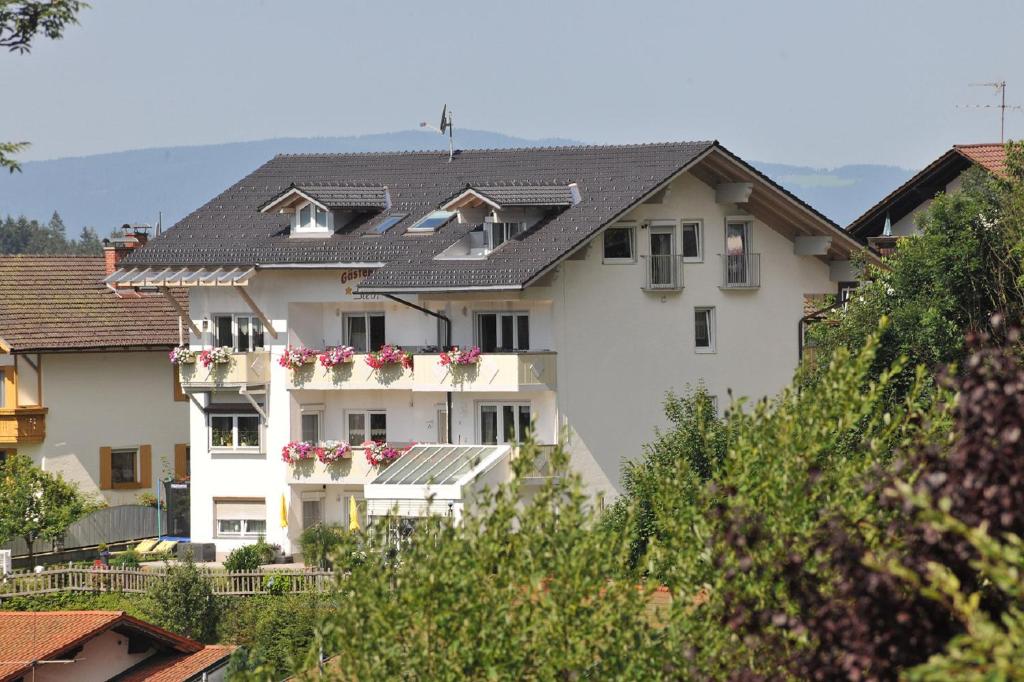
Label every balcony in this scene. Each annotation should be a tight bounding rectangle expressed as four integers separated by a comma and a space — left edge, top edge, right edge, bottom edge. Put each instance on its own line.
641, 254, 684, 291
0, 407, 47, 445
721, 253, 761, 289
288, 355, 415, 391
413, 352, 556, 393
179, 352, 271, 389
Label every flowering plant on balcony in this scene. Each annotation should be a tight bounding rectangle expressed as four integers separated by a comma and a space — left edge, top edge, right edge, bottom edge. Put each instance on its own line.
439, 345, 482, 367
317, 440, 352, 464
363, 440, 410, 467
279, 346, 319, 370
319, 345, 356, 369
365, 344, 413, 370
169, 346, 196, 365
281, 440, 316, 464
199, 346, 233, 368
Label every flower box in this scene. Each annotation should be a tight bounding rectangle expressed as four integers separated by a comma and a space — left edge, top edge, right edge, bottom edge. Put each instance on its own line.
365, 344, 413, 371
363, 441, 411, 467
169, 346, 196, 365
439, 346, 482, 367
279, 346, 320, 370
283, 440, 352, 465
319, 346, 355, 369
199, 346, 233, 368
318, 440, 352, 464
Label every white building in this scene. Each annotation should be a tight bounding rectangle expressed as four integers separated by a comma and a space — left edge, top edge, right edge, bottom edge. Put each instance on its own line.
108, 142, 872, 556
0, 244, 189, 508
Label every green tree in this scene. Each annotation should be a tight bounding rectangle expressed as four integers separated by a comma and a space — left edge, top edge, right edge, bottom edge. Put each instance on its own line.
73, 225, 102, 254
0, 0, 88, 172
142, 555, 219, 642
0, 452, 87, 563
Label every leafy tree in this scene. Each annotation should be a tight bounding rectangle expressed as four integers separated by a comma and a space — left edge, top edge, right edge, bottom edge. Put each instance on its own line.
0, 0, 88, 171
142, 555, 219, 642
298, 523, 347, 570
221, 594, 331, 680
0, 452, 87, 563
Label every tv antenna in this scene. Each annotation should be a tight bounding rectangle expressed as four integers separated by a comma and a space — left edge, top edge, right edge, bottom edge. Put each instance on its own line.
958, 81, 1023, 142
420, 105, 454, 162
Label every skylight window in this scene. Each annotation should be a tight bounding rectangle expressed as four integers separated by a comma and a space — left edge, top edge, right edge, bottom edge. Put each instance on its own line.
368, 213, 408, 235
408, 210, 455, 233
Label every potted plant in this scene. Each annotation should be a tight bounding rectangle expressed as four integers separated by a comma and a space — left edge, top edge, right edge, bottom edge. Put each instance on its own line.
365, 344, 413, 370
317, 440, 352, 464
169, 346, 196, 365
319, 345, 355, 368
439, 345, 482, 366
281, 441, 317, 464
198, 346, 233, 368
363, 441, 410, 467
279, 346, 319, 370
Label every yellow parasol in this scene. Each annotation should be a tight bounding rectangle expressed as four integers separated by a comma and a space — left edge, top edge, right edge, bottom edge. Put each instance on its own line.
349, 495, 360, 531
279, 494, 288, 528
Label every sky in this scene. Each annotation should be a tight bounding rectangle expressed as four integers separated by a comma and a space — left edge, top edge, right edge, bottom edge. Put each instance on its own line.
2, 0, 1022, 168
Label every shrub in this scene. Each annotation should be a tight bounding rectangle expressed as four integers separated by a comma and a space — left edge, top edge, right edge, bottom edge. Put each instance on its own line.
224, 545, 264, 572
108, 550, 141, 569
142, 555, 218, 642
220, 594, 332, 680
299, 523, 346, 569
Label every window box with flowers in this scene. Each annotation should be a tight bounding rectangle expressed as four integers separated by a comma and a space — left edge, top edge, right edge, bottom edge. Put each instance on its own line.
199, 346, 234, 368
279, 346, 320, 371
363, 441, 412, 467
281, 440, 317, 464
365, 344, 413, 371
169, 346, 196, 365
439, 346, 482, 367
319, 346, 355, 369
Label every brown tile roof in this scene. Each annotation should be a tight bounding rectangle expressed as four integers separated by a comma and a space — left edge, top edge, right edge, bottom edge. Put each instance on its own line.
117, 645, 235, 682
954, 143, 1007, 174
0, 256, 184, 352
0, 611, 201, 682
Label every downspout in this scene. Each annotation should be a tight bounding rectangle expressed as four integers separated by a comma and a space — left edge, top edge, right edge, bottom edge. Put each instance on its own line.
382, 294, 453, 443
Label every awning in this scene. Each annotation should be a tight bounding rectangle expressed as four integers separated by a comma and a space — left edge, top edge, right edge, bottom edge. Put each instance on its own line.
364, 444, 511, 518
103, 266, 256, 288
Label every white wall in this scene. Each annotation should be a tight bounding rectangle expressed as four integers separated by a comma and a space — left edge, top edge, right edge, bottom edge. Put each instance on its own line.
18, 351, 189, 506
31, 629, 153, 682
890, 173, 964, 236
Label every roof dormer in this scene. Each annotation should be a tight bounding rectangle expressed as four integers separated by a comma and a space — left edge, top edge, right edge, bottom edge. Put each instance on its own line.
259, 183, 391, 237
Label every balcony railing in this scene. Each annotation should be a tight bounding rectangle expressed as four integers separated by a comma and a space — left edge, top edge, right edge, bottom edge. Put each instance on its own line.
288, 355, 415, 391
0, 407, 47, 445
641, 254, 684, 291
179, 351, 271, 389
413, 352, 557, 392
721, 253, 761, 289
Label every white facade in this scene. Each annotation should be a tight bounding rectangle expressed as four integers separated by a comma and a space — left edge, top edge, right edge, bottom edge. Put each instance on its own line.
180, 169, 854, 556
889, 173, 964, 236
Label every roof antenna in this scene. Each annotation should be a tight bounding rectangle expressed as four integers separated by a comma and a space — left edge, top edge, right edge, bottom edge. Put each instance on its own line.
420, 105, 454, 162
958, 81, 1023, 142
156, 211, 162, 236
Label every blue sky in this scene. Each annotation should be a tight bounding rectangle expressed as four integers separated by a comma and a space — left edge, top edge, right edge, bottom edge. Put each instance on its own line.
2, 0, 1022, 167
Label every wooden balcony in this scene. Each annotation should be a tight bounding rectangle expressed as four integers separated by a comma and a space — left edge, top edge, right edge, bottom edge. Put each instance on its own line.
179, 352, 271, 389
288, 356, 415, 391
413, 352, 557, 393
0, 407, 47, 445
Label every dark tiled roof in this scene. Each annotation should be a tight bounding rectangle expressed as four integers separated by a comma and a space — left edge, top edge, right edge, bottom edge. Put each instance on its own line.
473, 184, 576, 206
123, 142, 716, 289
0, 256, 183, 352
293, 183, 390, 209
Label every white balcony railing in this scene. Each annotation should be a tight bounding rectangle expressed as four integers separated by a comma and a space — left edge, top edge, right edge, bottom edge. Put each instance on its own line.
721, 253, 761, 289
641, 254, 684, 290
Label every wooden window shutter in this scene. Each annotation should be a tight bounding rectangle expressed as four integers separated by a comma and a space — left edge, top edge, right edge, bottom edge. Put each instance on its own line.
139, 444, 152, 488
99, 447, 112, 489
174, 444, 187, 480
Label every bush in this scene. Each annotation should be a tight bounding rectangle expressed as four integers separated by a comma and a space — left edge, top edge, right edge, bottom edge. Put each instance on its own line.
108, 550, 141, 569
223, 538, 277, 572
299, 523, 346, 569
142, 555, 218, 642
219, 594, 332, 679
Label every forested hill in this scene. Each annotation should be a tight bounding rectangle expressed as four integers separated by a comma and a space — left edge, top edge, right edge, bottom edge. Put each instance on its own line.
0, 130, 914, 253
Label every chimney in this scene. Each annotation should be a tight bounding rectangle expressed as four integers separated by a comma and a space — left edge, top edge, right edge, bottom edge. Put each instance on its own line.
103, 223, 152, 275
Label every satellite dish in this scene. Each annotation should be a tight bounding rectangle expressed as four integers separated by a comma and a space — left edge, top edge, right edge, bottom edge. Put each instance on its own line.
439, 105, 450, 133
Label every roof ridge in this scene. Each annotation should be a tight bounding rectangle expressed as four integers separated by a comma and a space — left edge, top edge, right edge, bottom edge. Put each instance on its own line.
273, 140, 716, 159
954, 142, 1005, 149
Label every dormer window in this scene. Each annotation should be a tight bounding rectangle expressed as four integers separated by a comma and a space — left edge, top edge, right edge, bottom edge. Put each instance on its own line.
485, 221, 524, 251
295, 202, 332, 234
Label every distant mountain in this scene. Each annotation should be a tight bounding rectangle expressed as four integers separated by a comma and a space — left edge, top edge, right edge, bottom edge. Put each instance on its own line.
0, 130, 913, 234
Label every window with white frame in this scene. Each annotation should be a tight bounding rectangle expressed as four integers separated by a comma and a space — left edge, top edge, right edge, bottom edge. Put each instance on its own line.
301, 492, 324, 529
300, 406, 323, 443
214, 314, 265, 351
215, 499, 266, 537
479, 403, 532, 444
293, 201, 332, 235
475, 312, 529, 352
694, 307, 716, 353
347, 410, 387, 444
603, 224, 635, 262
681, 221, 703, 262
210, 413, 262, 451
110, 448, 139, 485
343, 312, 386, 353
484, 220, 525, 251
408, 210, 455, 233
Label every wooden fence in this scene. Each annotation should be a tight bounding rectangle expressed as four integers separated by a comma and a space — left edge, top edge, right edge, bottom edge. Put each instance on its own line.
0, 567, 335, 599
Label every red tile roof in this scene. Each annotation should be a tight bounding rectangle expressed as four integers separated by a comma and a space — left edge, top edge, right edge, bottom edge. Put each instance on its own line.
954, 143, 1007, 174
0, 256, 185, 352
0, 611, 201, 682
117, 645, 235, 682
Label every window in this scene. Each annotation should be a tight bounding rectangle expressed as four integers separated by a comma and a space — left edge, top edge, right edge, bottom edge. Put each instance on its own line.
694, 307, 716, 353
681, 221, 703, 262
215, 499, 266, 537
408, 210, 454, 233
300, 407, 323, 443
368, 213, 408, 235
344, 313, 386, 353
347, 410, 387, 444
838, 281, 859, 303
648, 223, 677, 288
475, 312, 529, 352
294, 202, 332, 234
210, 414, 261, 451
0, 449, 10, 468
436, 404, 449, 443
479, 403, 532, 444
213, 314, 265, 351
302, 497, 324, 529
603, 225, 634, 262
485, 221, 525, 251
111, 448, 138, 485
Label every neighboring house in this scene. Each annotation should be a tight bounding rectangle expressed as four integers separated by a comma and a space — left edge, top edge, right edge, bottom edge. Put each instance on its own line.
0, 610, 233, 682
847, 143, 1007, 253
0, 238, 190, 506
107, 141, 872, 555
